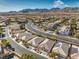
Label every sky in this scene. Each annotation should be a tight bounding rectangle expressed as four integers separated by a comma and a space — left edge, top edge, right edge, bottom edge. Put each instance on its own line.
0, 0, 79, 12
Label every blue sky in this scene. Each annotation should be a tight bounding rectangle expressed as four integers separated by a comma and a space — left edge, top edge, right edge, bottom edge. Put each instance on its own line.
0, 0, 79, 12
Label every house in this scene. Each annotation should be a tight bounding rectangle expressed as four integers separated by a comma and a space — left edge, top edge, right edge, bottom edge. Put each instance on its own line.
28, 37, 44, 47
58, 26, 70, 36
9, 23, 20, 34
0, 22, 6, 27
35, 39, 56, 56
39, 39, 56, 52
71, 45, 79, 55
47, 20, 61, 31
52, 42, 70, 57
16, 31, 35, 41
71, 53, 79, 59
0, 25, 6, 39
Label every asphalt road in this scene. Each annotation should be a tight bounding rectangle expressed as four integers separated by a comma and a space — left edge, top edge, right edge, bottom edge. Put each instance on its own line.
25, 20, 79, 46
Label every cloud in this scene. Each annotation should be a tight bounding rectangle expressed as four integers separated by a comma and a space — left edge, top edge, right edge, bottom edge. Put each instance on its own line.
52, 0, 70, 8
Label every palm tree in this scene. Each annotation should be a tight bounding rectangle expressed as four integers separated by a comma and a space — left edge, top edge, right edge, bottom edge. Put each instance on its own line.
20, 54, 35, 59
20, 54, 27, 59
66, 44, 72, 59
22, 40, 29, 48
49, 51, 57, 59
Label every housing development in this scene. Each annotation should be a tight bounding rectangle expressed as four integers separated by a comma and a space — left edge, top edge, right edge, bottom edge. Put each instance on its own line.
0, 0, 79, 59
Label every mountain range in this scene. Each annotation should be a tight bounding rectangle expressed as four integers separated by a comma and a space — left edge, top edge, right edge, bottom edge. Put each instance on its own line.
7, 7, 79, 13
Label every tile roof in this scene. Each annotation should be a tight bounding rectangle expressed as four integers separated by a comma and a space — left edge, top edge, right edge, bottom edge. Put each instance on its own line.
39, 39, 55, 52
28, 37, 44, 47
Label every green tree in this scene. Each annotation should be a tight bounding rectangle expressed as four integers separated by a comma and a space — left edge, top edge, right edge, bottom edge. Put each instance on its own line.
74, 33, 79, 39
1, 39, 9, 47
6, 18, 11, 25
20, 23, 25, 30
0, 26, 3, 34
69, 19, 77, 36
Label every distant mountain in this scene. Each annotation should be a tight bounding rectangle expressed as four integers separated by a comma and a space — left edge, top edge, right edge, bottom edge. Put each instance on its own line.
8, 7, 79, 13
19, 8, 49, 13
63, 7, 79, 12
50, 8, 61, 11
